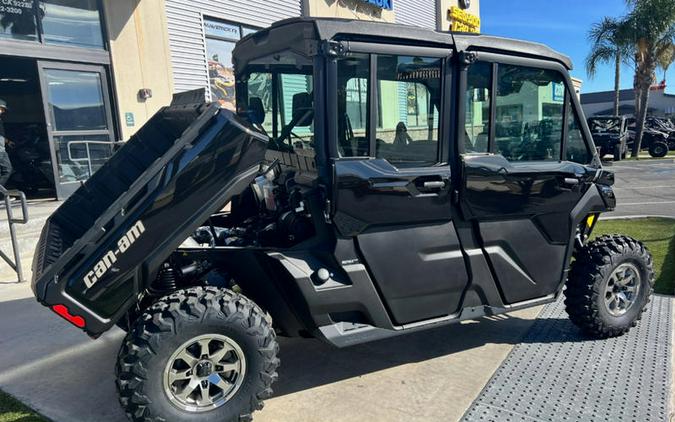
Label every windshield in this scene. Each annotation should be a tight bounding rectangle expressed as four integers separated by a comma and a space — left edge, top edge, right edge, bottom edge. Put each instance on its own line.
237, 52, 314, 156
589, 118, 621, 133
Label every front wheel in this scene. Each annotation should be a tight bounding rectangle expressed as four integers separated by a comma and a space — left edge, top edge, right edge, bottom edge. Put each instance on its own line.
116, 287, 279, 422
649, 141, 668, 158
564, 235, 654, 338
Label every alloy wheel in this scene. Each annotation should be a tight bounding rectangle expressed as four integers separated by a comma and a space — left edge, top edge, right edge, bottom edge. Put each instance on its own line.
163, 334, 246, 413
604, 263, 641, 317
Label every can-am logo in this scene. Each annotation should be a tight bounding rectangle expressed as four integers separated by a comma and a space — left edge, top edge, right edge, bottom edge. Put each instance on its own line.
83, 221, 146, 288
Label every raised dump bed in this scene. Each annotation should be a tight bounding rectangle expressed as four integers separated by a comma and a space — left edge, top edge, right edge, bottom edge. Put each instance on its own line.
31, 91, 268, 335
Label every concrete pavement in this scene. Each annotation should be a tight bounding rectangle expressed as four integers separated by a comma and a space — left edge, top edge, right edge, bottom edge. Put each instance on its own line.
0, 282, 541, 422
609, 159, 675, 217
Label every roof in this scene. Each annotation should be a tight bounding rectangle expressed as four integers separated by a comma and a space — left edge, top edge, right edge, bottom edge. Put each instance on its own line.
581, 89, 636, 105
234, 17, 573, 70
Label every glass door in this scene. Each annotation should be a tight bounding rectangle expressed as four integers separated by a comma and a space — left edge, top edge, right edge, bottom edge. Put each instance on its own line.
37, 62, 115, 199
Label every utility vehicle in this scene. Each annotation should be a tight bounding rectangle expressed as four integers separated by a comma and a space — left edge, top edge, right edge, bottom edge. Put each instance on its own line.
626, 116, 673, 157
31, 18, 654, 422
587, 116, 629, 161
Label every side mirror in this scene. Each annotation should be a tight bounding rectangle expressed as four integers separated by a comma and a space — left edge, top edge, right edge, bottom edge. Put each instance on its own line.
248, 97, 265, 125
292, 92, 313, 127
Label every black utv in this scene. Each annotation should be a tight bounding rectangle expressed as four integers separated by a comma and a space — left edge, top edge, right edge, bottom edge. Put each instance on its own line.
626, 116, 673, 157
587, 116, 629, 161
31, 18, 654, 422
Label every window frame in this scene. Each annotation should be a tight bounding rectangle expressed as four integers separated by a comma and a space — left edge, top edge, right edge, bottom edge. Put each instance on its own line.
330, 42, 451, 168
459, 52, 595, 165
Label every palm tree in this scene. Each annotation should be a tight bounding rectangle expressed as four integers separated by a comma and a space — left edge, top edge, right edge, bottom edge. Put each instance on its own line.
586, 18, 630, 116
656, 43, 675, 81
624, 0, 675, 157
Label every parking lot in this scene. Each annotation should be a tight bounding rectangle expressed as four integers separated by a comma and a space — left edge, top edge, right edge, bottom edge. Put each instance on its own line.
610, 159, 675, 217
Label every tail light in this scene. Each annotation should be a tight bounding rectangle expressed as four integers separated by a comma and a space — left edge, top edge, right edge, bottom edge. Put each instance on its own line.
51, 304, 86, 329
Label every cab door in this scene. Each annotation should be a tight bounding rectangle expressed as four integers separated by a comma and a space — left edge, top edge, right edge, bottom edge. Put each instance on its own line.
459, 56, 597, 304
331, 49, 470, 326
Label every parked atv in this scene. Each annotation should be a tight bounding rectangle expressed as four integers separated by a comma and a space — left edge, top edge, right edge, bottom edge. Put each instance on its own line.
626, 117, 673, 157
31, 18, 654, 422
587, 116, 629, 161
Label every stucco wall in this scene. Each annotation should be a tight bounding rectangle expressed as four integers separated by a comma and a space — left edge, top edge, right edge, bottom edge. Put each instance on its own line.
104, 0, 174, 140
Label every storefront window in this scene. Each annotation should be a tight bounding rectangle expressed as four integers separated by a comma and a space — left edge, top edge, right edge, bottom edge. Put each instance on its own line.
44, 68, 107, 131
204, 17, 257, 110
0, 0, 38, 41
40, 0, 104, 49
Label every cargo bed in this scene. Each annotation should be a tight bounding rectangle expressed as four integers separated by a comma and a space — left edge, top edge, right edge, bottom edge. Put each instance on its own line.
31, 91, 268, 336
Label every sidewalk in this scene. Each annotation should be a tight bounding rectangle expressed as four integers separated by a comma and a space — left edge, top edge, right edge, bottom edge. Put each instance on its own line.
0, 281, 542, 422
0, 199, 60, 283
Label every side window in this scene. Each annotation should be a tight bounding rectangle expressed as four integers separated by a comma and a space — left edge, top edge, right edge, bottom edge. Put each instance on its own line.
337, 54, 370, 158
375, 55, 442, 167
565, 95, 592, 164
495, 64, 565, 162
465, 62, 492, 153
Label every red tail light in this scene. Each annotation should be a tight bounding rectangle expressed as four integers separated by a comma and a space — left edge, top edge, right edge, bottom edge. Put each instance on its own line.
52, 304, 86, 329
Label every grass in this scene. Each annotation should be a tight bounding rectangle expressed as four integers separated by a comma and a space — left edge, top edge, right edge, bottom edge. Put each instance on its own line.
0, 390, 47, 422
594, 217, 675, 294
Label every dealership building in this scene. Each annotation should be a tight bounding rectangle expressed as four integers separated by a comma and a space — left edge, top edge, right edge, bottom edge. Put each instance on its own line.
0, 0, 480, 199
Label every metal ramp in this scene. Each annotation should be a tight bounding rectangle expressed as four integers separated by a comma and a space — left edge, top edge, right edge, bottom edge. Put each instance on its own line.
461, 295, 672, 422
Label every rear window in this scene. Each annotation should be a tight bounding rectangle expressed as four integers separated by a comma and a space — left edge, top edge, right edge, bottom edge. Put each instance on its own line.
589, 119, 621, 133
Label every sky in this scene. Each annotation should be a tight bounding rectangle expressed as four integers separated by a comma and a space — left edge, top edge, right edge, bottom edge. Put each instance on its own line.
480, 0, 675, 94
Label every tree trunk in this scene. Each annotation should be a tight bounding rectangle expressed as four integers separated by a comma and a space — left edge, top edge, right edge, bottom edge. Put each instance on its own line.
613, 53, 621, 116
631, 58, 656, 158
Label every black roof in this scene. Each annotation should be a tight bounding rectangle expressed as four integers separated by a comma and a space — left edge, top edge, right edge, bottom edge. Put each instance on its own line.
234, 17, 573, 71
581, 89, 636, 104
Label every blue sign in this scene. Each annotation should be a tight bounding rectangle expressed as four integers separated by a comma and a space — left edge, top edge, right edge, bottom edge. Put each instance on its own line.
552, 82, 565, 102
125, 112, 135, 127
361, 0, 393, 10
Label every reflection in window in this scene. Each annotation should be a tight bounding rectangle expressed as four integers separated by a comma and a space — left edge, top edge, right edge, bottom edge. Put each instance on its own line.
376, 55, 441, 167
0, 0, 38, 41
54, 134, 112, 183
495, 64, 565, 162
41, 0, 104, 49
45, 69, 107, 131
337, 54, 370, 157
565, 95, 591, 164
465, 62, 491, 153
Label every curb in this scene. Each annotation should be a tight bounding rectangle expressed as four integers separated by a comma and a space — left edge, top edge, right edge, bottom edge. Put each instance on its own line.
600, 215, 675, 220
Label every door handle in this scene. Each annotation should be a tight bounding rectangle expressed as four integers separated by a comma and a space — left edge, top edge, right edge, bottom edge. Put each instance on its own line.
423, 180, 447, 189
563, 177, 580, 186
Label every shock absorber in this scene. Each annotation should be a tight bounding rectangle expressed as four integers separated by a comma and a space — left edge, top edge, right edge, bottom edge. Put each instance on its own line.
151, 263, 178, 295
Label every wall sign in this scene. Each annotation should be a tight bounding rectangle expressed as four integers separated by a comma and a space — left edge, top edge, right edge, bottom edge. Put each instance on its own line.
204, 19, 241, 41
360, 0, 393, 11
448, 6, 480, 33
552, 83, 565, 102
125, 112, 135, 127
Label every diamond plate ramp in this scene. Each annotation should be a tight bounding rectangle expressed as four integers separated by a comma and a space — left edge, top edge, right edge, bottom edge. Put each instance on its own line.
461, 295, 672, 422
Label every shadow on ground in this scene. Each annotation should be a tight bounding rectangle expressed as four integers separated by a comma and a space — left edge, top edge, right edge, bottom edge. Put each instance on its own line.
0, 293, 599, 422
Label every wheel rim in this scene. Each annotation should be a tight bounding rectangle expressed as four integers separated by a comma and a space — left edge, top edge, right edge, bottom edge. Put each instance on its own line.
163, 334, 246, 413
603, 263, 641, 317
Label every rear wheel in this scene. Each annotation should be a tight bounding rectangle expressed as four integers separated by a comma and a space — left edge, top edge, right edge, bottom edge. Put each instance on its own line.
564, 235, 654, 338
649, 141, 668, 158
116, 287, 279, 422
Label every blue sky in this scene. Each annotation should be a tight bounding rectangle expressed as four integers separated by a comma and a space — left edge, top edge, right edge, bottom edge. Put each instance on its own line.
481, 0, 675, 94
